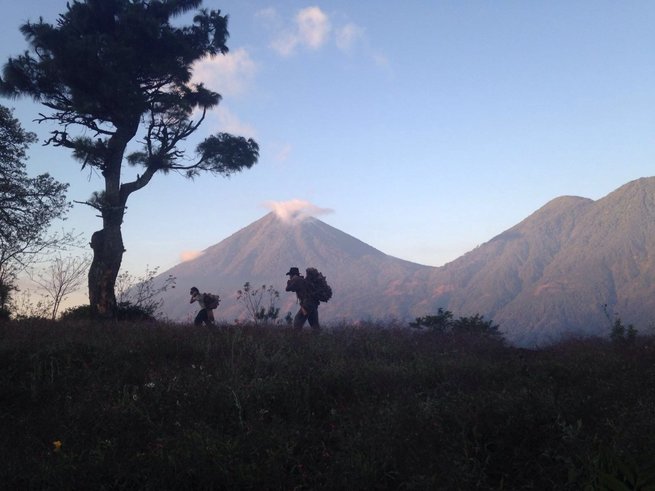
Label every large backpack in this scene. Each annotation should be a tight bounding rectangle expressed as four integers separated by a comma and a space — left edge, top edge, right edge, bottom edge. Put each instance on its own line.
305, 268, 333, 303
203, 293, 220, 310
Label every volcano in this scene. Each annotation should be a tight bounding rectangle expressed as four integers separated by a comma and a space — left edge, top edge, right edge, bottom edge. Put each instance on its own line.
156, 212, 435, 325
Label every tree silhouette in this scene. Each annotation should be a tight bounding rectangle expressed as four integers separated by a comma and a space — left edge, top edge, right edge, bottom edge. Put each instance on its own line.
0, 105, 70, 316
0, 0, 259, 318
29, 254, 91, 320
236, 282, 281, 325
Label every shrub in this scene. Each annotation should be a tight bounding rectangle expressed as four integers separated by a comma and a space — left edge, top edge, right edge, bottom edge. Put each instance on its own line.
409, 307, 453, 331
610, 317, 638, 347
59, 302, 155, 322
116, 302, 156, 322
410, 309, 503, 342
451, 313, 502, 338
59, 304, 94, 321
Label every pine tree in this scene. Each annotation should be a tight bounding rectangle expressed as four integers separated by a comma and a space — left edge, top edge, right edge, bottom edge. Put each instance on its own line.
0, 1, 259, 318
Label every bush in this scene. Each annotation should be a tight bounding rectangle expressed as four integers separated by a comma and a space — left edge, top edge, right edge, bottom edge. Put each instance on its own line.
409, 307, 453, 331
59, 302, 155, 322
452, 313, 502, 337
610, 317, 638, 347
411, 308, 503, 342
59, 304, 94, 321
116, 302, 156, 322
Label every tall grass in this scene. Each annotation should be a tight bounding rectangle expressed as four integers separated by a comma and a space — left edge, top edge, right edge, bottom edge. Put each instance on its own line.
1, 320, 654, 489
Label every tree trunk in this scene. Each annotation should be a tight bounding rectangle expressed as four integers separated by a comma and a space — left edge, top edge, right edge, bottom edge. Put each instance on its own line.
87, 122, 136, 319
88, 224, 124, 319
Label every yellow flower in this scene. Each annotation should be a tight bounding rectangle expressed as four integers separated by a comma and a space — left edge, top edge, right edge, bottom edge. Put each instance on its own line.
53, 440, 62, 452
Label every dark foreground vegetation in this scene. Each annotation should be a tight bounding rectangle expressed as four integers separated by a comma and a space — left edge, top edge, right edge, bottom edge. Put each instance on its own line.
1, 320, 655, 490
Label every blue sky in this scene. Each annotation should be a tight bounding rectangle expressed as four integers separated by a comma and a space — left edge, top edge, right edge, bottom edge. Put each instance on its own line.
2, 0, 655, 280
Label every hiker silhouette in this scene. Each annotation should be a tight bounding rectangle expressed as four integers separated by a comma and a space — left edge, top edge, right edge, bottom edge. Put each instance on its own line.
285, 266, 331, 329
189, 287, 220, 326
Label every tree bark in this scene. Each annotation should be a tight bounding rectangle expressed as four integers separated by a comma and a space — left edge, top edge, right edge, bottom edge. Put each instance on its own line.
87, 123, 135, 319
88, 225, 124, 318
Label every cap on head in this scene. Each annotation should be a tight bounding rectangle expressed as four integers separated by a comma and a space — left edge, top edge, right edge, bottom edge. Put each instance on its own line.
286, 267, 300, 276
190, 287, 199, 295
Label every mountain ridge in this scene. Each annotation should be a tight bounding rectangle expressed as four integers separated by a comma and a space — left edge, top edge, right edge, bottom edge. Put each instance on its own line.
155, 176, 655, 346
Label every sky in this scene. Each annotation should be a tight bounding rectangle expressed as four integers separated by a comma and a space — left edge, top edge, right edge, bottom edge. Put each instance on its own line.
2, 0, 655, 286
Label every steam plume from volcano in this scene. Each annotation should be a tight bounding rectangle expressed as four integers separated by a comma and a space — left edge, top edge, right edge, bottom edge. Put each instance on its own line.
264, 199, 334, 223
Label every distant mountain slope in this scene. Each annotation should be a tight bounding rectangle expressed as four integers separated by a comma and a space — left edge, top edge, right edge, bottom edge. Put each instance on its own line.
428, 177, 655, 346
157, 213, 434, 325
155, 177, 655, 347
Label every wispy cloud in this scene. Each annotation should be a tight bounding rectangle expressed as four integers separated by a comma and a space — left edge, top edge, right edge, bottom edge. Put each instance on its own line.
264, 199, 334, 223
214, 106, 257, 138
335, 23, 364, 52
191, 48, 258, 97
255, 7, 277, 24
180, 250, 203, 262
267, 6, 330, 56
272, 142, 292, 162
190, 104, 256, 138
296, 7, 331, 49
260, 6, 366, 57
269, 32, 299, 57
372, 52, 391, 70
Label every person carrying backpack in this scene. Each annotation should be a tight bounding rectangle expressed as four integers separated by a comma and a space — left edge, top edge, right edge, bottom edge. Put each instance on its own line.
285, 267, 319, 329
189, 286, 220, 326
285, 266, 331, 330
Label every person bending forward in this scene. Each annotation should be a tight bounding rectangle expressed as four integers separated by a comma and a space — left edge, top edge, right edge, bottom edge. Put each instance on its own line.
285, 267, 320, 329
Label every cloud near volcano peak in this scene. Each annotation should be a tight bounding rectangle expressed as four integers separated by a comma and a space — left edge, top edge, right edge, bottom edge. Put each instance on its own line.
264, 199, 334, 223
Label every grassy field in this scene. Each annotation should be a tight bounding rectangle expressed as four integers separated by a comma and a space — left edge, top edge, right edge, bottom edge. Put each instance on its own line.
1, 320, 654, 490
